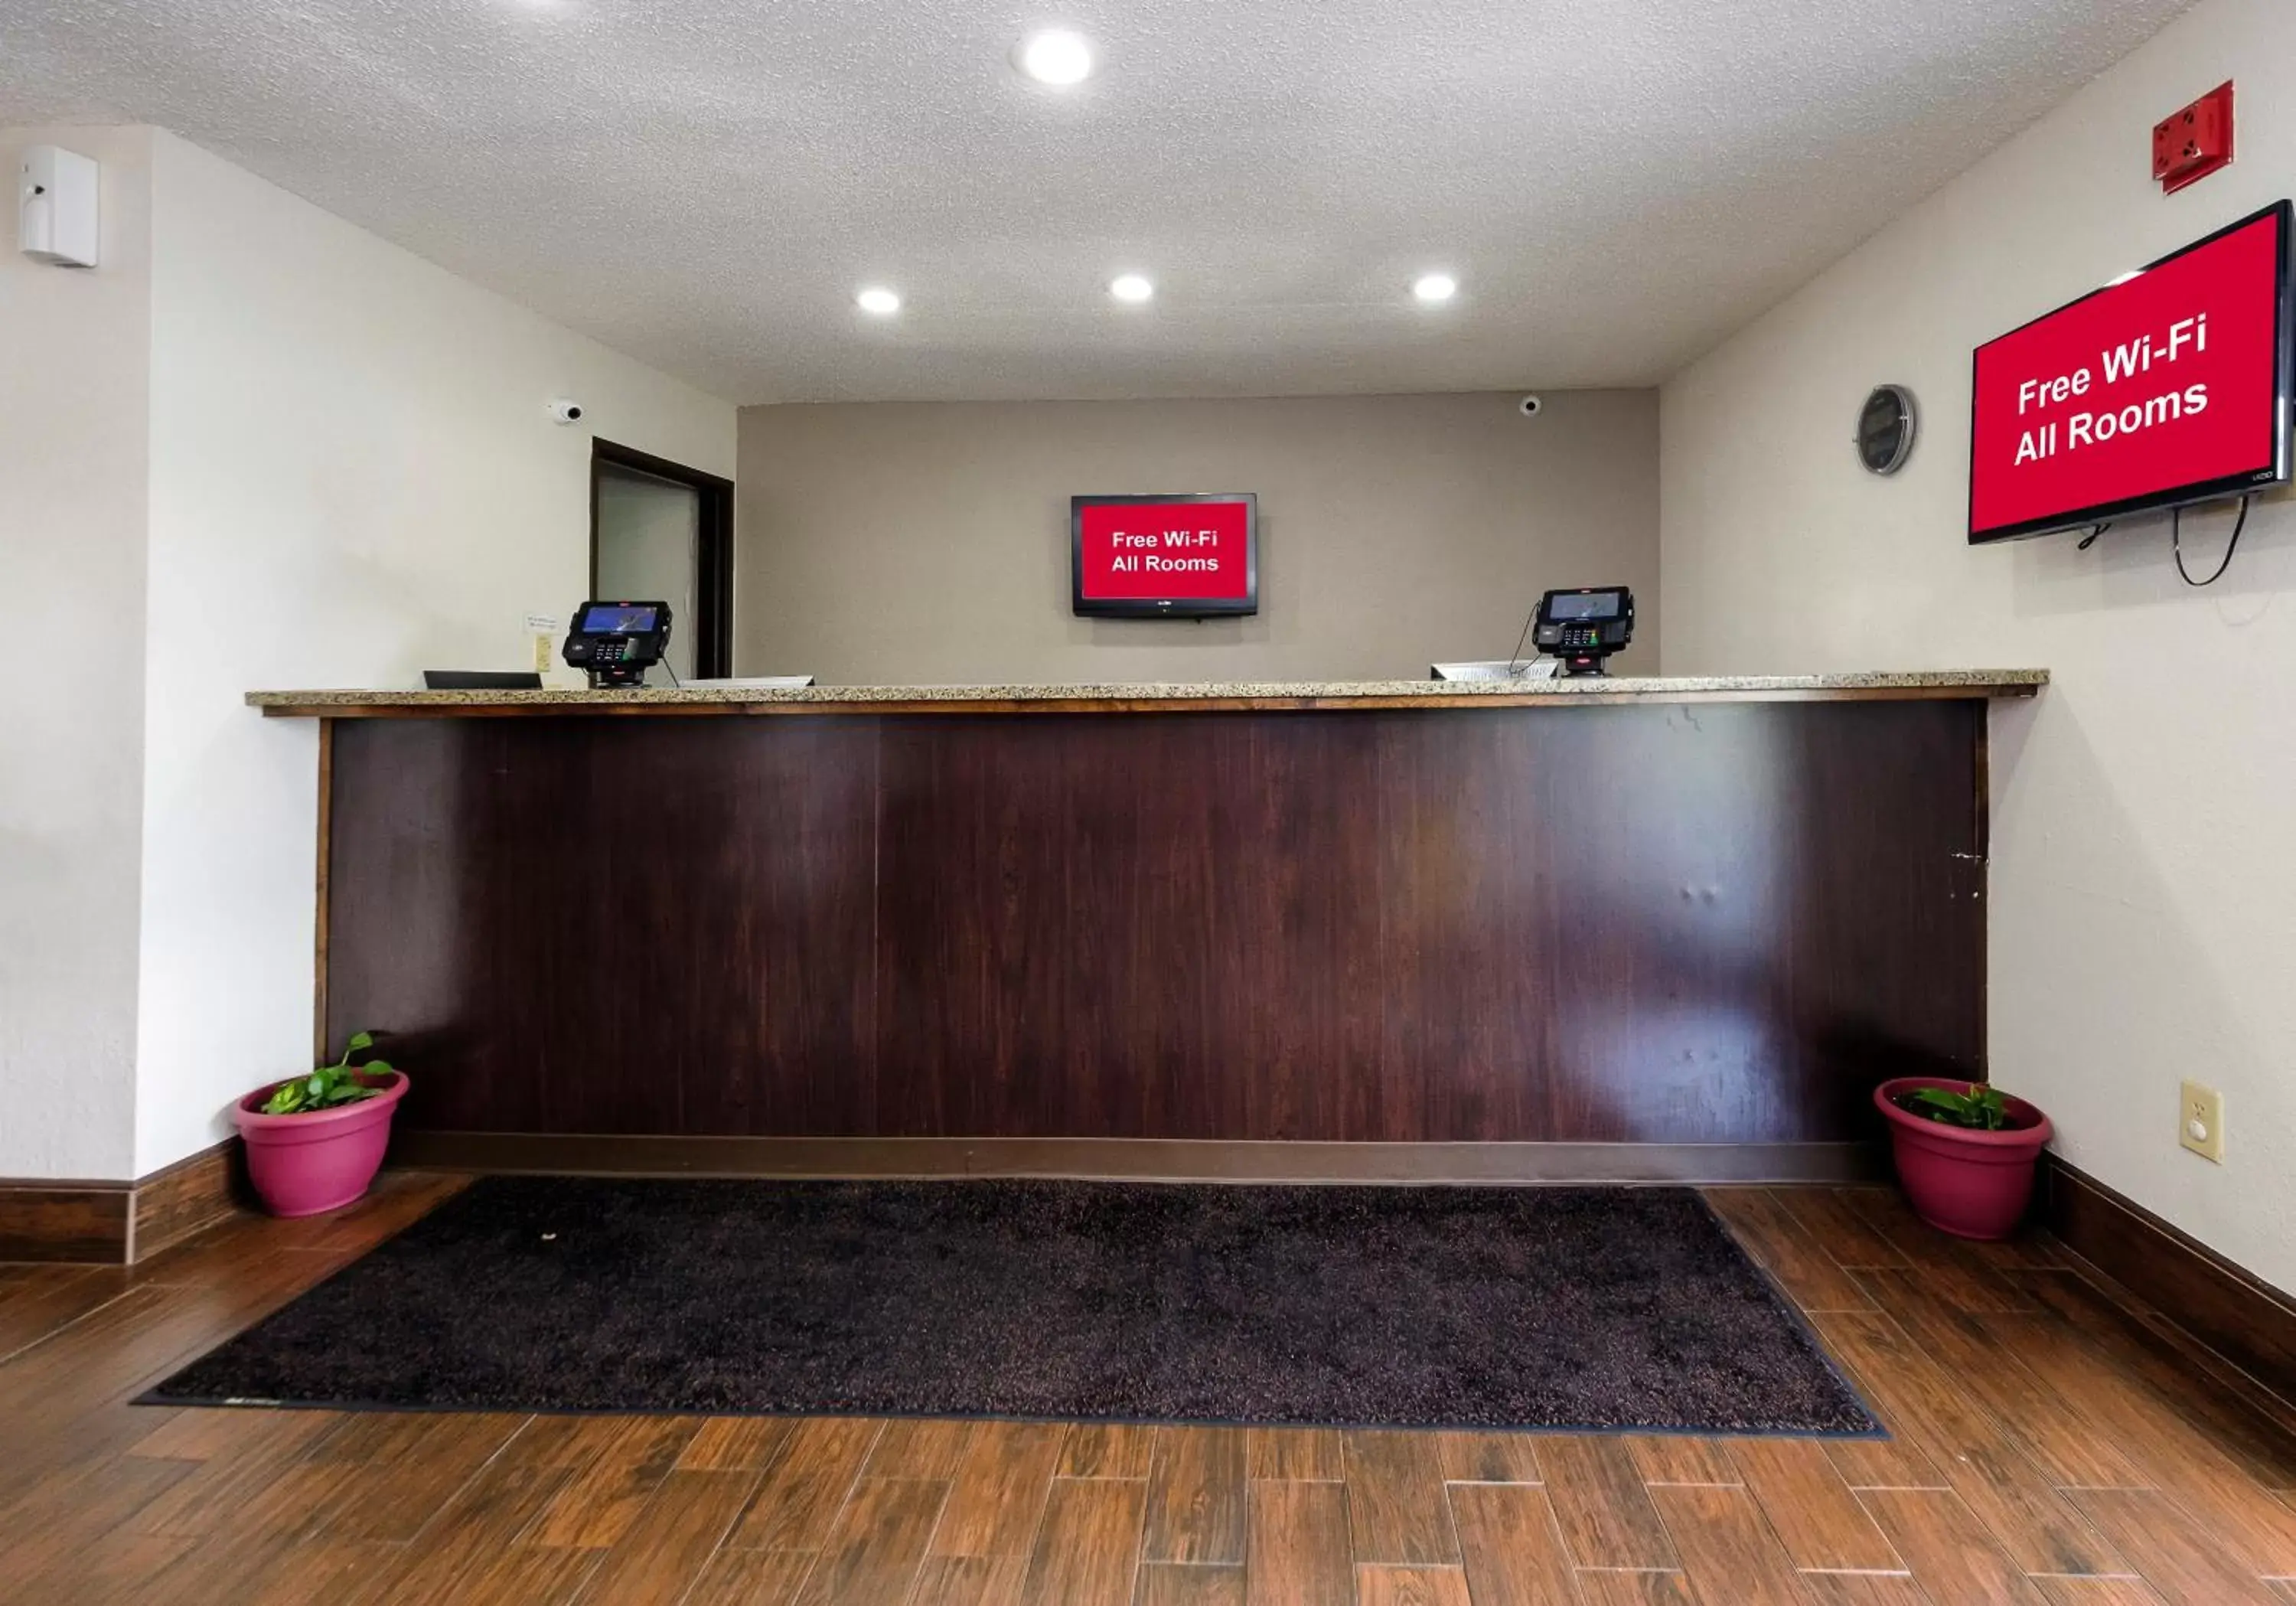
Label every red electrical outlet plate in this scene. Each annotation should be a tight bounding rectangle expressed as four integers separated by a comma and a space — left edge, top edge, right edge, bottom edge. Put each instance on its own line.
2154, 80, 2234, 195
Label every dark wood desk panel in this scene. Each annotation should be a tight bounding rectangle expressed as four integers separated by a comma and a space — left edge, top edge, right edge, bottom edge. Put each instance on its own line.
1375, 700, 1980, 1144
322, 697, 1984, 1151
873, 713, 1390, 1143
327, 715, 880, 1137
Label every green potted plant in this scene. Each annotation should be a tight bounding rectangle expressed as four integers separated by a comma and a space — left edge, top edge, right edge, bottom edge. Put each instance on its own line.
231, 1032, 408, 1216
1874, 1076, 2052, 1240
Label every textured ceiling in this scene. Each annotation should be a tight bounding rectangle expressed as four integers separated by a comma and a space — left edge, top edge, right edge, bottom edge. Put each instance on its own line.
2, 0, 2196, 403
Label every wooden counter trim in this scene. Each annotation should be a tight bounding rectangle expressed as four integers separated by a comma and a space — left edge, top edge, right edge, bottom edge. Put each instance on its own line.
389, 1132, 1887, 1186
313, 717, 333, 1065
256, 681, 2043, 720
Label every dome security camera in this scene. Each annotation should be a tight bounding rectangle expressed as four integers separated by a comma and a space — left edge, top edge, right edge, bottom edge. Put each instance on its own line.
1518, 395, 1544, 417
548, 399, 585, 425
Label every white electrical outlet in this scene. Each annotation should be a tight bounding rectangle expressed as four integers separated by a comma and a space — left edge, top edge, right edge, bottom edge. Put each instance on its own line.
2179, 1079, 2224, 1163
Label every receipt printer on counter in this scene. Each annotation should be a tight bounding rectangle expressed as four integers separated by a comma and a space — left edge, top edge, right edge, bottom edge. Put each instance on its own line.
1531, 586, 1634, 676
563, 600, 673, 688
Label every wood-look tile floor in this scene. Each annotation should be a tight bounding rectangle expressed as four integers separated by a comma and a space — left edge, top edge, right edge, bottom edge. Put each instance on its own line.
4, 1176, 2294, 1604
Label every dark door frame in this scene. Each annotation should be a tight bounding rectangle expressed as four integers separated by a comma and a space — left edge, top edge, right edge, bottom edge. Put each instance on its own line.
589, 438, 736, 680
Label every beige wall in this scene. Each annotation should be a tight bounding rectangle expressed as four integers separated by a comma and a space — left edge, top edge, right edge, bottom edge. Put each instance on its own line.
1662, 0, 2296, 1288
736, 391, 1658, 684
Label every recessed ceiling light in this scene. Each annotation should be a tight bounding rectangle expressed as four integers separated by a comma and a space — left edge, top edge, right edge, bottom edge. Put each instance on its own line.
856, 286, 902, 315
1412, 273, 1459, 305
1016, 29, 1094, 86
1110, 274, 1154, 304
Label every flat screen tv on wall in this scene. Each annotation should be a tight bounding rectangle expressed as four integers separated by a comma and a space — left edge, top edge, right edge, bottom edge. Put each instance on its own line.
1968, 199, 2294, 544
1071, 494, 1258, 619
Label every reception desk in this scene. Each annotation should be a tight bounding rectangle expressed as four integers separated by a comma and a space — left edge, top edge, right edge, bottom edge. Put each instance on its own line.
251, 671, 2043, 1183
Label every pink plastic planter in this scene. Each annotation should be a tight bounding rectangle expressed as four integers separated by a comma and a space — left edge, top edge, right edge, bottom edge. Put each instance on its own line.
233, 1072, 408, 1218
1874, 1076, 2053, 1242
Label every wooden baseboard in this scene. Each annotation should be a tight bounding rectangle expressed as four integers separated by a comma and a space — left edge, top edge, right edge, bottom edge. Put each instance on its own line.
387, 1132, 1887, 1186
2042, 1155, 2296, 1405
0, 1139, 249, 1265
0, 1183, 131, 1263
130, 1141, 252, 1262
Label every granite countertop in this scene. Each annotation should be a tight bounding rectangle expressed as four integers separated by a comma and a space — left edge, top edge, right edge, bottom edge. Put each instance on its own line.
248, 670, 2047, 716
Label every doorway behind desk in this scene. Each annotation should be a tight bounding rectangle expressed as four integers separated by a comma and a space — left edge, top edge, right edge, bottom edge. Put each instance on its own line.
589, 438, 735, 681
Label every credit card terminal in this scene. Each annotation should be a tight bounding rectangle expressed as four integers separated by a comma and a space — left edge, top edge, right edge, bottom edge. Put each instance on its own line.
1530, 587, 1635, 676
563, 601, 673, 689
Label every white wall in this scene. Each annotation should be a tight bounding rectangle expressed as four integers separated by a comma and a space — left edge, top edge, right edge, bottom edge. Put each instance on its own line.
0, 126, 153, 1179
1662, 0, 2296, 1288
129, 130, 735, 1176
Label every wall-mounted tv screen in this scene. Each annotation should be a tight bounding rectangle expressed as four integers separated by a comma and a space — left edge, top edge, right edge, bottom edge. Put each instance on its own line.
1969, 200, 2293, 544
1072, 494, 1258, 619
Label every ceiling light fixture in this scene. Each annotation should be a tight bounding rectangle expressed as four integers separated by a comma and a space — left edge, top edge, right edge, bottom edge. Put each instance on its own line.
1412, 273, 1459, 305
1110, 274, 1154, 304
1016, 29, 1094, 87
856, 286, 902, 315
